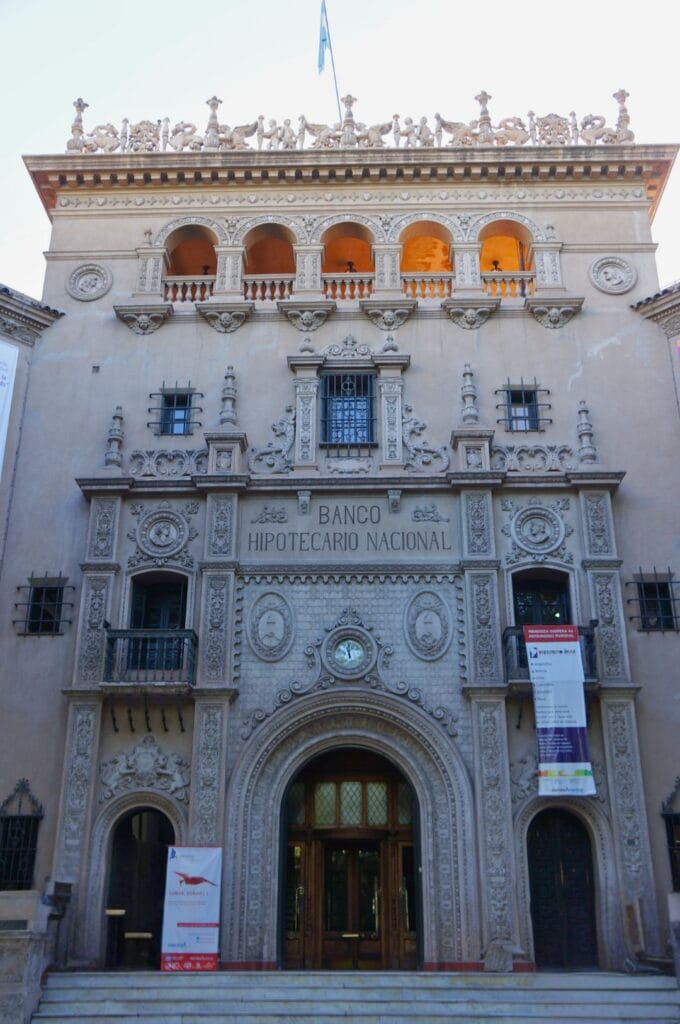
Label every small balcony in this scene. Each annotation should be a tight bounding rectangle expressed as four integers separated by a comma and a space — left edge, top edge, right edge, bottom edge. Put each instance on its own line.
482, 270, 535, 300
103, 629, 198, 687
163, 275, 215, 302
502, 624, 598, 684
243, 274, 295, 302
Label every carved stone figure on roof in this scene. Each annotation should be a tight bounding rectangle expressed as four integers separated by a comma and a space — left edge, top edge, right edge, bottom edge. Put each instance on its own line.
355, 121, 392, 148
435, 114, 478, 147
83, 124, 121, 154
218, 120, 258, 150
279, 119, 297, 149
257, 117, 280, 150
299, 116, 340, 149
127, 119, 162, 152
494, 117, 529, 146
166, 121, 203, 151
416, 117, 435, 147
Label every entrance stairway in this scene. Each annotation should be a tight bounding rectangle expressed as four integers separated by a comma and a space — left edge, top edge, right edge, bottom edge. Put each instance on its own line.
32, 970, 680, 1024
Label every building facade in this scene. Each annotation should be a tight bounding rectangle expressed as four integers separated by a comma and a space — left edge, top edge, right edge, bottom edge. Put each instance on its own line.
1, 89, 680, 1016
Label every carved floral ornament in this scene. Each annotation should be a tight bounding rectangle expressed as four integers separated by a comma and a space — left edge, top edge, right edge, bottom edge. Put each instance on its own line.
66, 90, 635, 154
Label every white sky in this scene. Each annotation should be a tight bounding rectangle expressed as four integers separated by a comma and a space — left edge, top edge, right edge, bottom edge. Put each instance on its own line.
1, 0, 678, 300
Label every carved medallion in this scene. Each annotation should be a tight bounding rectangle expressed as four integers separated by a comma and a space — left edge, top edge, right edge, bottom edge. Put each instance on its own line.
247, 591, 294, 662
127, 500, 199, 568
590, 256, 637, 294
511, 505, 565, 555
404, 590, 451, 661
66, 263, 112, 301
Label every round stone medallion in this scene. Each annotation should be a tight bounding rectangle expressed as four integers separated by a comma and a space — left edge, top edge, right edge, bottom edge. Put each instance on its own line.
137, 508, 188, 559
511, 506, 565, 556
66, 263, 113, 301
589, 256, 637, 295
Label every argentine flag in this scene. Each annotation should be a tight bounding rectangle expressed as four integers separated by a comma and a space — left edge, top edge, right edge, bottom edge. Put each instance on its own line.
318, 1, 330, 73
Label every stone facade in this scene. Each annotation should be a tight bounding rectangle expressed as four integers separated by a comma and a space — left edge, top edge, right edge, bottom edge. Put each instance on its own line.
1, 91, 679, 1010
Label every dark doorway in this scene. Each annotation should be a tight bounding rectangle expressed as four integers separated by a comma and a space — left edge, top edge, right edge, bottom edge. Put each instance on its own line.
129, 574, 187, 672
513, 570, 571, 626
282, 749, 419, 970
106, 808, 174, 969
528, 808, 598, 968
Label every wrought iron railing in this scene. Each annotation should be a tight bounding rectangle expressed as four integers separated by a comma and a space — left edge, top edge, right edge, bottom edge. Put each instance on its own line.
502, 624, 598, 682
104, 629, 198, 685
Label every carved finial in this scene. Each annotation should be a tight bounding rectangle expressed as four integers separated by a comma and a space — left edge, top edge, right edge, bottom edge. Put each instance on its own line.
67, 98, 89, 152
341, 94, 357, 121
577, 400, 597, 463
613, 89, 634, 142
105, 406, 124, 469
474, 91, 494, 145
220, 366, 237, 426
461, 363, 479, 424
205, 96, 223, 151
475, 90, 492, 114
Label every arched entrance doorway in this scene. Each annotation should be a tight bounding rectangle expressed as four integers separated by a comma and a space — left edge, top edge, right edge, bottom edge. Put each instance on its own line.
528, 808, 597, 968
282, 749, 419, 970
105, 807, 174, 968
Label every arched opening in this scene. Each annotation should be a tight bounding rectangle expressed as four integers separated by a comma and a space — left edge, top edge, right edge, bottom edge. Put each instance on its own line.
513, 568, 571, 627
105, 807, 174, 969
164, 225, 217, 301
125, 572, 191, 681
321, 223, 374, 300
399, 221, 453, 299
243, 224, 296, 300
479, 219, 534, 298
528, 808, 598, 968
281, 748, 419, 970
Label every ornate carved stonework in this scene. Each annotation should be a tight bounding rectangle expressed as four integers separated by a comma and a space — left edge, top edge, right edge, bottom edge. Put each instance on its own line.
468, 573, 501, 683
525, 299, 583, 329
66, 263, 112, 301
404, 590, 451, 661
602, 702, 649, 897
247, 591, 294, 662
464, 491, 492, 556
250, 505, 287, 524
196, 301, 253, 333
413, 503, 449, 523
127, 500, 199, 568
191, 705, 224, 844
99, 735, 190, 803
402, 405, 450, 473
325, 456, 373, 475
491, 444, 577, 473
128, 449, 208, 478
442, 301, 499, 329
207, 496, 234, 558
78, 576, 111, 682
60, 704, 100, 878
87, 498, 118, 560
501, 498, 573, 565
248, 405, 295, 474
590, 256, 637, 294
201, 574, 230, 682
280, 303, 335, 332
379, 378, 403, 464
582, 492, 615, 557
589, 572, 627, 679
293, 379, 319, 464
114, 303, 173, 334
359, 301, 416, 331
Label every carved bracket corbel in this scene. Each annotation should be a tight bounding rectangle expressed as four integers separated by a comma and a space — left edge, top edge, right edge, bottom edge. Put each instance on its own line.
196, 301, 254, 333
525, 296, 584, 329
277, 300, 336, 332
114, 303, 173, 335
441, 297, 500, 329
359, 299, 417, 331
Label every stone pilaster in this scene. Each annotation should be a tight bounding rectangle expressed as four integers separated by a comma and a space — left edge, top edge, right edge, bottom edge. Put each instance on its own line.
293, 244, 324, 295
293, 376, 320, 468
378, 376, 404, 467
189, 702, 229, 845
465, 571, 503, 685
73, 571, 116, 685
533, 243, 564, 290
461, 490, 495, 560
197, 571, 234, 686
452, 243, 482, 292
587, 569, 630, 682
134, 246, 166, 296
85, 497, 120, 562
214, 245, 245, 298
371, 243, 402, 295
580, 491, 617, 559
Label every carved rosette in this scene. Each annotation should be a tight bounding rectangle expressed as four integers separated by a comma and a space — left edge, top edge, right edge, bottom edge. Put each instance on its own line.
127, 500, 199, 569
464, 491, 492, 557
588, 571, 628, 680
501, 498, 573, 566
247, 591, 294, 662
87, 498, 119, 560
99, 735, 190, 804
404, 591, 452, 661
191, 704, 224, 845
66, 263, 112, 301
207, 496, 234, 558
467, 572, 501, 683
201, 574, 231, 682
78, 575, 112, 682
582, 492, 615, 557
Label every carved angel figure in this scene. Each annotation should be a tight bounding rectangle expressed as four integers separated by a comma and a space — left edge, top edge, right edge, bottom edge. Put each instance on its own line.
435, 114, 478, 147
257, 117, 281, 150
299, 116, 340, 149
218, 120, 258, 150
355, 120, 392, 148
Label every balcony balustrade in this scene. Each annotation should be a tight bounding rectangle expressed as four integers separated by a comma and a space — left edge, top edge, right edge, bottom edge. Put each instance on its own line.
402, 272, 454, 301
243, 275, 295, 302
163, 275, 215, 302
482, 271, 535, 300
322, 274, 374, 301
502, 624, 598, 684
103, 628, 198, 686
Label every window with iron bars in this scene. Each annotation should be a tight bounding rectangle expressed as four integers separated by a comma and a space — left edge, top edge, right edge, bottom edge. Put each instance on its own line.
495, 378, 551, 432
148, 383, 203, 436
13, 574, 74, 635
321, 373, 376, 451
626, 569, 679, 631
0, 780, 43, 891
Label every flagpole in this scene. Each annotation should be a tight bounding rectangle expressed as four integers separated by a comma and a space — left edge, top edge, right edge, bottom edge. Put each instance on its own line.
320, 1, 342, 124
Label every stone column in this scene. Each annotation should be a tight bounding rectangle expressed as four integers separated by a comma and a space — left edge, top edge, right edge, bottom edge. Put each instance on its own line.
452, 243, 482, 292
293, 244, 324, 296
601, 693, 660, 955
371, 243, 403, 295
214, 245, 246, 298
469, 693, 520, 968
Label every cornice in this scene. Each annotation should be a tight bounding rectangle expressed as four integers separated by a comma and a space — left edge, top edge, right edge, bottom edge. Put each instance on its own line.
0, 285, 64, 346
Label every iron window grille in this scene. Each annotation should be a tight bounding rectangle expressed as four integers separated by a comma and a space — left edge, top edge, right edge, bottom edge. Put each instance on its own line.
626, 568, 679, 632
321, 373, 376, 454
13, 573, 74, 635
0, 780, 43, 891
148, 382, 203, 436
495, 378, 551, 432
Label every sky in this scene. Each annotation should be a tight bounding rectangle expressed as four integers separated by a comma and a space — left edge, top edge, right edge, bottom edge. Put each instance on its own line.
1, 0, 678, 300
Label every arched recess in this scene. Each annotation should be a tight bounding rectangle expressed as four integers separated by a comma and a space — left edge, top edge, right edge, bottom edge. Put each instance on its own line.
321, 222, 375, 274
81, 790, 187, 964
399, 221, 453, 273
478, 218, 534, 275
153, 216, 228, 248
390, 211, 462, 245
164, 225, 219, 276
243, 224, 296, 275
221, 691, 478, 969
467, 210, 546, 245
514, 796, 624, 970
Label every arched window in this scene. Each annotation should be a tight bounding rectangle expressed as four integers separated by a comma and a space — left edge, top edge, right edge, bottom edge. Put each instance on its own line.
399, 221, 453, 299
243, 224, 296, 300
479, 219, 534, 299
321, 223, 374, 300
163, 225, 217, 301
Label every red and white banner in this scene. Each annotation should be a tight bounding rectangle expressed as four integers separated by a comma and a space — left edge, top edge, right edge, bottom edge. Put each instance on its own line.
524, 625, 596, 797
161, 846, 222, 971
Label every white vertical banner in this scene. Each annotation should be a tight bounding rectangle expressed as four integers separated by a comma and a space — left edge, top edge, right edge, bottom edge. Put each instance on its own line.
161, 846, 222, 970
0, 340, 19, 481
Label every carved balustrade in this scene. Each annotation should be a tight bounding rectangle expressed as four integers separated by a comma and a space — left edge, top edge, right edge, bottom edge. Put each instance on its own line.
502, 624, 597, 683
322, 274, 374, 301
104, 628, 198, 686
482, 271, 535, 300
243, 275, 295, 302
163, 275, 215, 302
402, 273, 454, 301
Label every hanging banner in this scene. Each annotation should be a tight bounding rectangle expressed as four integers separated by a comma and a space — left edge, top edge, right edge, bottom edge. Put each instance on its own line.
523, 625, 596, 797
0, 340, 19, 482
161, 846, 222, 970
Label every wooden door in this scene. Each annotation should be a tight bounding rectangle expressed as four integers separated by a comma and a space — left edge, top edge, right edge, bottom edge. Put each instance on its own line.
320, 841, 383, 969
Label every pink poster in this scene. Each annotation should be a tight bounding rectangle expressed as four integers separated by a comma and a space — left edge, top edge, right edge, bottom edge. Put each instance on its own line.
161, 846, 222, 971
